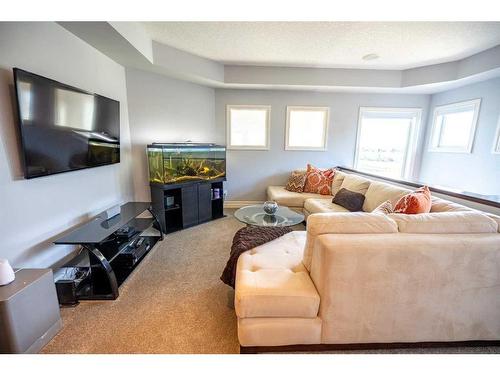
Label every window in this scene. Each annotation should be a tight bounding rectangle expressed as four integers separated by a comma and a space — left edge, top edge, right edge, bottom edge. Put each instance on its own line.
285, 106, 329, 150
354, 107, 422, 179
55, 88, 95, 130
226, 105, 271, 150
17, 81, 32, 121
428, 99, 481, 153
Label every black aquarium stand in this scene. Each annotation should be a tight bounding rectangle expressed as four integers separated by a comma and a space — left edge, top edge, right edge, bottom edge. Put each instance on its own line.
150, 177, 225, 234
53, 202, 163, 304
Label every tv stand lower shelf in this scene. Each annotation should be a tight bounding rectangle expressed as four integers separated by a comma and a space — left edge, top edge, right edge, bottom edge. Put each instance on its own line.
53, 202, 163, 305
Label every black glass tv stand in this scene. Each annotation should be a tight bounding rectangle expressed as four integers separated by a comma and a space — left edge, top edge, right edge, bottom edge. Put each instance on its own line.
53, 202, 163, 305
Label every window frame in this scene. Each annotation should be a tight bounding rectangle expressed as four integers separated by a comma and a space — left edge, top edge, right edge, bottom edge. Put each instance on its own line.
492, 116, 500, 154
428, 99, 481, 154
285, 106, 330, 151
354, 106, 423, 180
226, 105, 271, 151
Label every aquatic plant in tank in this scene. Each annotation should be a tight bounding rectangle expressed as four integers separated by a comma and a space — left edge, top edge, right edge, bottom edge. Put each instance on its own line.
147, 143, 226, 184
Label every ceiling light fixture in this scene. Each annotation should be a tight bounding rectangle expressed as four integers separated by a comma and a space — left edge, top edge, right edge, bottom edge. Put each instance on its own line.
362, 53, 379, 61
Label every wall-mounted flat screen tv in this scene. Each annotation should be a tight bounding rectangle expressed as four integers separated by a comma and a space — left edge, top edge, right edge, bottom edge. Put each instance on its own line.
13, 68, 120, 179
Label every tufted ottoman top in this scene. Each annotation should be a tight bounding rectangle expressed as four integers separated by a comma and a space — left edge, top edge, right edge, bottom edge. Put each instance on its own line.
235, 231, 320, 319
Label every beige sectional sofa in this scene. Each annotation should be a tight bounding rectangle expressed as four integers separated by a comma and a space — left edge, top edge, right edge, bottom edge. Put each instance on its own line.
267, 169, 415, 216
235, 170, 500, 351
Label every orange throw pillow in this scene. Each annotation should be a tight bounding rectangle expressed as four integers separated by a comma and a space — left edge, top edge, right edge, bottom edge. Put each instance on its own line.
303, 164, 335, 195
394, 186, 432, 214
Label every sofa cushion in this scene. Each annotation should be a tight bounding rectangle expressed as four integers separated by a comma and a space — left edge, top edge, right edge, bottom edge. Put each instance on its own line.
267, 186, 324, 208
486, 214, 500, 233
306, 212, 399, 235
235, 231, 320, 318
304, 198, 350, 214
363, 181, 410, 212
238, 317, 322, 347
332, 188, 366, 212
330, 169, 347, 196
388, 212, 498, 233
430, 197, 473, 213
338, 173, 371, 196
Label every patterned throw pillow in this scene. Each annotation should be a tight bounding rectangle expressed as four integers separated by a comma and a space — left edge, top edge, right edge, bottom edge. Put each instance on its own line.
394, 186, 432, 214
285, 171, 307, 192
303, 164, 335, 195
372, 200, 394, 215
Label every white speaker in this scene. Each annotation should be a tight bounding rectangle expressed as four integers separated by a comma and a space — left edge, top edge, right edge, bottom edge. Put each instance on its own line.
0, 259, 15, 286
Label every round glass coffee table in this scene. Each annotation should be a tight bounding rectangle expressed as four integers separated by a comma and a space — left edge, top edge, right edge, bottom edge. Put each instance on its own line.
234, 204, 305, 227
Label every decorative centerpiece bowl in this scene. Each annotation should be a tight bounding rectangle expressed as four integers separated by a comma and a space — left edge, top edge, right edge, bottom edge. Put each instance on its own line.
263, 201, 279, 215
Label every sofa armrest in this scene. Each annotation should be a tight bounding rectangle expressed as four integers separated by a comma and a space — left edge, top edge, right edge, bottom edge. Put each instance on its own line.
303, 212, 397, 270
309, 233, 500, 344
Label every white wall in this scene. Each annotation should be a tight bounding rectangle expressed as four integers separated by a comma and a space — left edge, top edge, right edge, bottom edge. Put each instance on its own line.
215, 89, 430, 201
419, 78, 500, 195
125, 68, 217, 201
0, 22, 134, 268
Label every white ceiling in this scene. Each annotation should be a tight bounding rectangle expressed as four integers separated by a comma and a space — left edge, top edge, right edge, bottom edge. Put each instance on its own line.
142, 22, 500, 70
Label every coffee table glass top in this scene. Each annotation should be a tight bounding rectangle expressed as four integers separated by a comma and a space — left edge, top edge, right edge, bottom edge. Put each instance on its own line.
234, 205, 304, 227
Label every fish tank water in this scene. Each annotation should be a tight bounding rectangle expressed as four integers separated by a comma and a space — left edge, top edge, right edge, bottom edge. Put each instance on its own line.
147, 143, 226, 184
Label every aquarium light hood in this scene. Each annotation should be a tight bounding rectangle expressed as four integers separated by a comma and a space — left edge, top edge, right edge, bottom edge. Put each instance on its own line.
151, 142, 223, 147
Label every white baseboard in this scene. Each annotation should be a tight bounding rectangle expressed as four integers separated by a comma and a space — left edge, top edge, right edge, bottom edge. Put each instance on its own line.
224, 200, 263, 208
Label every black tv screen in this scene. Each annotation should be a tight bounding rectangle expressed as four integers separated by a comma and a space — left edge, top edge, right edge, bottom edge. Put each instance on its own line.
13, 68, 120, 179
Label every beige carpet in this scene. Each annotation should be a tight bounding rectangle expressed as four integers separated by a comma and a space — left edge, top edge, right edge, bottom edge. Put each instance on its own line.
42, 211, 499, 354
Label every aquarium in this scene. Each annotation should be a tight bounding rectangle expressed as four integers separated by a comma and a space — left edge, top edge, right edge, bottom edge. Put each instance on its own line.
147, 143, 226, 184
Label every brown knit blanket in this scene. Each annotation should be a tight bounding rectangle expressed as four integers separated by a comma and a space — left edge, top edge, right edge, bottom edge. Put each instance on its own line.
220, 226, 292, 288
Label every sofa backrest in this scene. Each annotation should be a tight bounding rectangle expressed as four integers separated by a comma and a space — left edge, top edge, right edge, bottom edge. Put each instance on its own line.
296, 168, 488, 218
331, 170, 347, 196
303, 212, 398, 270
338, 173, 371, 195
388, 211, 499, 233
363, 181, 410, 212
336, 170, 479, 215
430, 196, 473, 213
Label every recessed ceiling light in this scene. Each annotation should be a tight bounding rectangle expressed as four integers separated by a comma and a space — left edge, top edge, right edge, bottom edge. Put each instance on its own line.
362, 53, 379, 61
